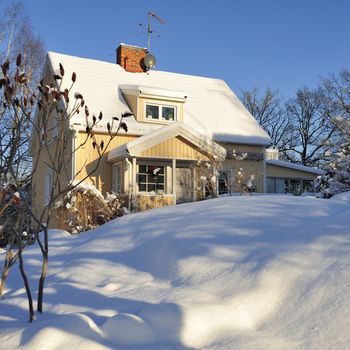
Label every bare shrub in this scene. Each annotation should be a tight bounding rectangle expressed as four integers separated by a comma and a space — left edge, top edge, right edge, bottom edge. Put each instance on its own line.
55, 182, 111, 234
55, 184, 130, 234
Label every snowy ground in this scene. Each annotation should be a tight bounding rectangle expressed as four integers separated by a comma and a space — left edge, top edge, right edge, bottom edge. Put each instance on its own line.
1, 194, 350, 349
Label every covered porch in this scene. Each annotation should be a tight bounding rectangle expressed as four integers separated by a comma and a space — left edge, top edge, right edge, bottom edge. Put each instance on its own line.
107, 122, 226, 211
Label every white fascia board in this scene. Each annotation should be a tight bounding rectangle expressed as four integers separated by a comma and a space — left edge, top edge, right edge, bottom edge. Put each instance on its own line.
126, 122, 226, 160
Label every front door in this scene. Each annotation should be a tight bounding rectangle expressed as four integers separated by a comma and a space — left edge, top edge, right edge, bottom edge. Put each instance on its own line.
176, 168, 193, 203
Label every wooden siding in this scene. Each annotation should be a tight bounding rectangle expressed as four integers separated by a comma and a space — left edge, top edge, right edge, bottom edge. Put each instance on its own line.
134, 194, 175, 212
220, 143, 264, 154
31, 63, 74, 227
31, 134, 73, 228
75, 132, 137, 192
266, 164, 319, 180
220, 143, 265, 193
141, 136, 209, 160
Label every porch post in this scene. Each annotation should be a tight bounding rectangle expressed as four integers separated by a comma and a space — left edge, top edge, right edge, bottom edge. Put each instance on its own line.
172, 158, 176, 204
132, 157, 137, 195
192, 165, 196, 201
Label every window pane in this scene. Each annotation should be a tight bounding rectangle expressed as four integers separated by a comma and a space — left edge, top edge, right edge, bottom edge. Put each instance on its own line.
146, 105, 159, 119
149, 175, 158, 183
266, 177, 275, 193
218, 171, 229, 194
139, 165, 147, 173
113, 164, 122, 192
148, 184, 156, 192
162, 106, 176, 121
290, 179, 302, 195
138, 174, 147, 183
303, 180, 314, 192
275, 178, 285, 193
139, 183, 146, 192
284, 179, 290, 193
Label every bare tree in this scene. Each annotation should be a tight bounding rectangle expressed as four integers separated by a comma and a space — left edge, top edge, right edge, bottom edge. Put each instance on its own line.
315, 69, 350, 197
0, 53, 131, 321
240, 87, 291, 150
283, 87, 339, 167
0, 1, 45, 182
0, 3, 44, 315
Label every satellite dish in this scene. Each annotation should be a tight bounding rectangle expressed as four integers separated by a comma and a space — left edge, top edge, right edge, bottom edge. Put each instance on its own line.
143, 53, 156, 70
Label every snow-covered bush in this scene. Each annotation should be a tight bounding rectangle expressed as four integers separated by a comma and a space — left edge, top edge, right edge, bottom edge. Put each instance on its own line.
55, 182, 111, 234
105, 192, 129, 218
244, 175, 257, 194
55, 182, 130, 234
316, 168, 350, 198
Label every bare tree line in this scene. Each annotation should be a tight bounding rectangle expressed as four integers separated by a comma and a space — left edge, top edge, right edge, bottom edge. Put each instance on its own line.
240, 73, 350, 168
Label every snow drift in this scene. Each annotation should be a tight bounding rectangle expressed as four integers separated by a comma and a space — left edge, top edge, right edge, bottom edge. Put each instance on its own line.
1, 194, 350, 349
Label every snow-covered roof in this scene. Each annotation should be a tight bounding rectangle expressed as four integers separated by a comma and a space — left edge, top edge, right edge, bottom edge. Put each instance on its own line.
108, 122, 227, 162
266, 160, 324, 175
46, 51, 272, 145
120, 85, 187, 100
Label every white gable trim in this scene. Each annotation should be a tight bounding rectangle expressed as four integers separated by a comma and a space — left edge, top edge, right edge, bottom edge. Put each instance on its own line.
108, 122, 226, 162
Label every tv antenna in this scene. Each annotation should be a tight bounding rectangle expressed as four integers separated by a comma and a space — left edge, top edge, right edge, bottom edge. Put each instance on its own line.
139, 11, 165, 53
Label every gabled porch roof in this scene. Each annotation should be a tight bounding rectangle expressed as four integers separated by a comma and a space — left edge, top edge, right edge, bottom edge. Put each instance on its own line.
107, 122, 227, 162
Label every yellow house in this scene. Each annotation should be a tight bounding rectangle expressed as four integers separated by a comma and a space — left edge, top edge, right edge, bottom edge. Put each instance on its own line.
30, 44, 322, 226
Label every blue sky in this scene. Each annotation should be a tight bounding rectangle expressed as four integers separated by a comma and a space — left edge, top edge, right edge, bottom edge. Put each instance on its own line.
21, 0, 350, 98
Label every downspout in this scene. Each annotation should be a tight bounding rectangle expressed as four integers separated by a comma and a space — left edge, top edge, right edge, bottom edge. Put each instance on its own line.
71, 130, 77, 181
125, 157, 132, 211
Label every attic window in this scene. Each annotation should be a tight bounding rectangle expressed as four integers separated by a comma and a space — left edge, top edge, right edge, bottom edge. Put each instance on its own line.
145, 103, 176, 122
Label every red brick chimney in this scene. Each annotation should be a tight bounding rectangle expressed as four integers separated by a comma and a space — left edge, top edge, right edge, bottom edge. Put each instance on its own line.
116, 44, 147, 73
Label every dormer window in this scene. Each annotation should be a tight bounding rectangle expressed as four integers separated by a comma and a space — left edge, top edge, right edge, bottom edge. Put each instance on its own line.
120, 85, 186, 124
145, 103, 176, 122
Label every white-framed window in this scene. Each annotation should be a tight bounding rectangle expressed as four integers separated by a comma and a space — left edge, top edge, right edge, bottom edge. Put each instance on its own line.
145, 103, 176, 122
137, 164, 165, 193
44, 170, 54, 205
112, 163, 123, 192
218, 170, 231, 195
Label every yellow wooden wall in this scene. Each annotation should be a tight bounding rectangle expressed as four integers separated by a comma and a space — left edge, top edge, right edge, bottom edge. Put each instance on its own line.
31, 64, 75, 227
31, 132, 73, 228
266, 164, 319, 180
134, 194, 175, 212
141, 136, 209, 160
75, 132, 137, 192
219, 143, 265, 192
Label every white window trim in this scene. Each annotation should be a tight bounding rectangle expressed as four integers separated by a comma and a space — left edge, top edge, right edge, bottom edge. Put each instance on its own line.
112, 163, 123, 193
137, 163, 166, 194
145, 103, 177, 122
44, 170, 54, 205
